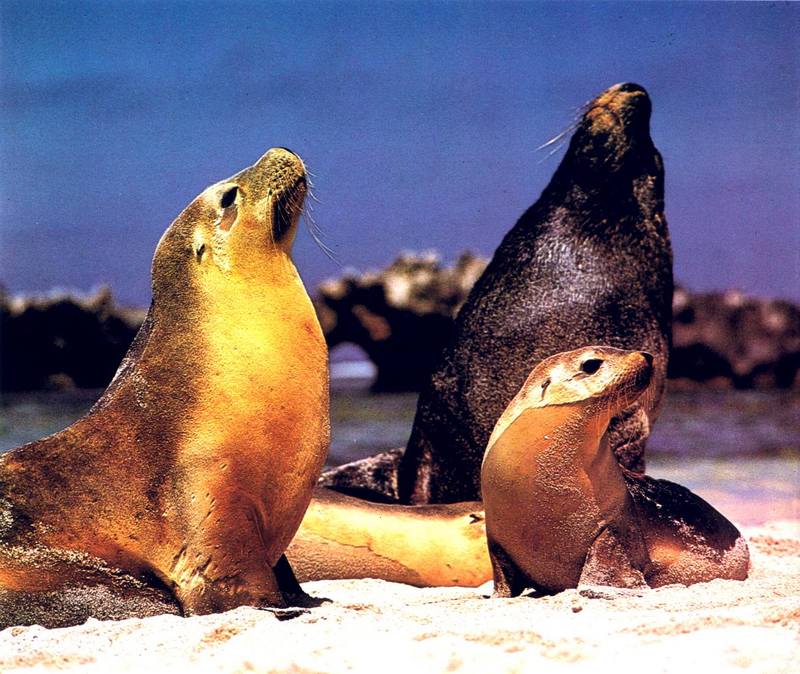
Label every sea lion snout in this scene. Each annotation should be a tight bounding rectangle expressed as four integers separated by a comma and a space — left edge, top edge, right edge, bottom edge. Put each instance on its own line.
580, 82, 654, 169
242, 147, 307, 198
258, 147, 306, 181
274, 146, 299, 158
228, 148, 307, 245
627, 350, 654, 393
621, 349, 654, 374
613, 82, 647, 95
591, 82, 651, 121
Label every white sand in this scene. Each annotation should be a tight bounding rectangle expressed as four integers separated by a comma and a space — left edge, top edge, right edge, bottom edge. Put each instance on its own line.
1, 521, 798, 674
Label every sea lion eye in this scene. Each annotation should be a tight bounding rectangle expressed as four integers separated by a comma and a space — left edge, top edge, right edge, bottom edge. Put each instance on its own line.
540, 378, 550, 398
220, 186, 238, 209
195, 243, 206, 260
580, 358, 603, 375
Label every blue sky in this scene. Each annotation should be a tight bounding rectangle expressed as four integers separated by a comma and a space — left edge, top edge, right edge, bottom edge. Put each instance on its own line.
1, 1, 798, 304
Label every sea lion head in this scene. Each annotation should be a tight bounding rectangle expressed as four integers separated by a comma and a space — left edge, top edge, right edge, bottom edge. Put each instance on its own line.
520, 346, 652, 412
487, 346, 653, 452
151, 147, 307, 310
558, 82, 662, 189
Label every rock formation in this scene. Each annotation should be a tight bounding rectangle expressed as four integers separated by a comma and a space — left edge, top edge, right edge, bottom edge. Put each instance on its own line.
314, 252, 487, 391
0, 287, 145, 391
315, 255, 799, 391
670, 287, 800, 388
2, 256, 798, 391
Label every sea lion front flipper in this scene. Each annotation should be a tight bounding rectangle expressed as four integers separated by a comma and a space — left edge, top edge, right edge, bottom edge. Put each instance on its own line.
579, 527, 647, 589
272, 554, 327, 607
171, 529, 287, 615
488, 541, 529, 598
606, 404, 650, 474
175, 566, 285, 615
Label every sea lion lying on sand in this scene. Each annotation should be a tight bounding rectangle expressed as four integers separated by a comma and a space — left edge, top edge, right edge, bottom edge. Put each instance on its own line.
482, 347, 749, 596
288, 347, 748, 593
288, 487, 489, 587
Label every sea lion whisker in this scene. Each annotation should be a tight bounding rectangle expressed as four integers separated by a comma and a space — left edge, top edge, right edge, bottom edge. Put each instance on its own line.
536, 119, 579, 155
576, 97, 595, 116
536, 141, 569, 164
536, 122, 579, 164
306, 226, 337, 261
536, 128, 572, 152
299, 192, 337, 262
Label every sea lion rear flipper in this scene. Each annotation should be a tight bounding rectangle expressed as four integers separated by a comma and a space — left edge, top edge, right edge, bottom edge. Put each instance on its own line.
624, 473, 750, 584
318, 448, 404, 503
488, 541, 529, 598
579, 527, 647, 589
0, 550, 182, 629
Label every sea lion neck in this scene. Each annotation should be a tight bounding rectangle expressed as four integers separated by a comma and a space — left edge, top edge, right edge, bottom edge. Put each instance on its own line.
484, 403, 596, 474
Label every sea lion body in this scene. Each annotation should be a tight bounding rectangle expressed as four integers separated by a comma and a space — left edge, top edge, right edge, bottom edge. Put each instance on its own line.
395, 83, 673, 504
288, 487, 490, 587
0, 148, 329, 628
481, 347, 749, 596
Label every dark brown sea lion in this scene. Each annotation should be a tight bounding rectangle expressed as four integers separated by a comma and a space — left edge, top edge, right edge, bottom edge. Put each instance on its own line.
482, 347, 749, 596
383, 82, 673, 504
0, 148, 330, 628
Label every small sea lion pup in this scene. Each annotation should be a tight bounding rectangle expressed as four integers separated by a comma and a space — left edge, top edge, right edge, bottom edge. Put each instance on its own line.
394, 82, 674, 504
482, 347, 749, 596
0, 148, 330, 628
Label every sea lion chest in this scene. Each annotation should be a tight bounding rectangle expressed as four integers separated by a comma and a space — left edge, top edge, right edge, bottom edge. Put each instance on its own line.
481, 411, 604, 591
174, 271, 329, 561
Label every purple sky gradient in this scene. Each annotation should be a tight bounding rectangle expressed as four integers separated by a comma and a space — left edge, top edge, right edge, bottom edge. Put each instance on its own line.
1, 1, 798, 305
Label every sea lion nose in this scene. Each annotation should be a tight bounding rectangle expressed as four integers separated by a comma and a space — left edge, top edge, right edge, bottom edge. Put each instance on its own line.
616, 82, 647, 95
641, 352, 654, 367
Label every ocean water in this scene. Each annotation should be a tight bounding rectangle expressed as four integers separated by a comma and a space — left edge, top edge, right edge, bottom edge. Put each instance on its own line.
1, 366, 798, 525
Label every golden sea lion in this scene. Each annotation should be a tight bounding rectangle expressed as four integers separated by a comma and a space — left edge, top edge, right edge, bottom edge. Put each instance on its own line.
288, 487, 489, 587
0, 148, 330, 628
481, 347, 749, 597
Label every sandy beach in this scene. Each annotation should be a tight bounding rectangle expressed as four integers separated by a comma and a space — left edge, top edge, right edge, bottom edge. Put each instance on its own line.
1, 520, 797, 674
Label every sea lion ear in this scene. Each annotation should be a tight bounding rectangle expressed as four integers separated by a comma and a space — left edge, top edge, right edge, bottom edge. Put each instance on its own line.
540, 378, 550, 399
192, 230, 207, 262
